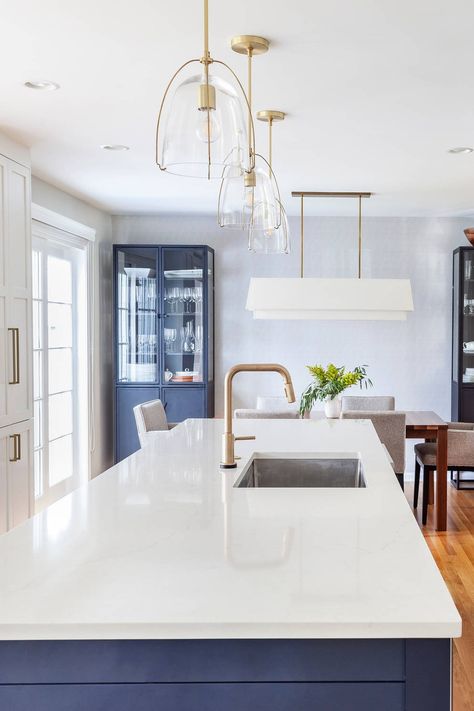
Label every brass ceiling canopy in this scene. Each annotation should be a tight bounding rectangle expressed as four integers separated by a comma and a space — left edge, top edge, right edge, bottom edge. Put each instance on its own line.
231, 35, 270, 55
257, 110, 286, 123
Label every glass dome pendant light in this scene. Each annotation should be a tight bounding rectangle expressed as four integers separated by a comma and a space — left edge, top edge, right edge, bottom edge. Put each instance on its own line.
248, 110, 290, 254
218, 36, 282, 231
155, 0, 256, 179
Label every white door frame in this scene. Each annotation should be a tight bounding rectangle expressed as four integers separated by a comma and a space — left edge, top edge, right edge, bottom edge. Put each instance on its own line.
31, 203, 95, 484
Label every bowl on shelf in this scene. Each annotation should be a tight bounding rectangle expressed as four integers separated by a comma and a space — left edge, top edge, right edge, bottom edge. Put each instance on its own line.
172, 370, 200, 383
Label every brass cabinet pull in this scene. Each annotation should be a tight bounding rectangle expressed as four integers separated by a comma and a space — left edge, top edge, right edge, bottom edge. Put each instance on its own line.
9, 434, 21, 463
7, 327, 20, 385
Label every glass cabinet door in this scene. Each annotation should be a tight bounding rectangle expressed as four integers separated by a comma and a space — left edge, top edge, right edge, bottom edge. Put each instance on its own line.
462, 251, 474, 382
162, 248, 205, 384
116, 248, 158, 383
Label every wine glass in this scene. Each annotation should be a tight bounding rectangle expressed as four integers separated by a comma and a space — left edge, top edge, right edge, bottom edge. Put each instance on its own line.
183, 287, 193, 313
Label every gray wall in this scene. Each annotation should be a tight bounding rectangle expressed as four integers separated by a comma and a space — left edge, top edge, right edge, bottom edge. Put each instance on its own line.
113, 214, 466, 426
32, 177, 114, 477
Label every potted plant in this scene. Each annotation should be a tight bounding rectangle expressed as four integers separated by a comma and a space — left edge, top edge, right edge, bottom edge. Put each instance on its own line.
299, 363, 373, 419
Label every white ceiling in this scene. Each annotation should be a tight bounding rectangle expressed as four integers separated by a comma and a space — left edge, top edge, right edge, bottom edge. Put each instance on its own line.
2, 0, 474, 217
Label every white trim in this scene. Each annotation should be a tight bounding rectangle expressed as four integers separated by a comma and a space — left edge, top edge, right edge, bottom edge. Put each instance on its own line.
31, 220, 94, 484
31, 203, 96, 242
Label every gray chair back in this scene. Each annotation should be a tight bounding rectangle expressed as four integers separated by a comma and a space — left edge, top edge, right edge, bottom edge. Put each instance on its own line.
133, 399, 169, 448
341, 410, 406, 475
234, 409, 299, 419
341, 395, 395, 412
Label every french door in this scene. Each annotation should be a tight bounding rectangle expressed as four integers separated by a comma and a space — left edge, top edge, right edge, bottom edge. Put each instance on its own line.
32, 234, 88, 510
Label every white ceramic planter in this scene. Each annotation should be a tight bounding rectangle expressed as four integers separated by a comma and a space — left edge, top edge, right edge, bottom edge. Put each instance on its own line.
324, 396, 342, 419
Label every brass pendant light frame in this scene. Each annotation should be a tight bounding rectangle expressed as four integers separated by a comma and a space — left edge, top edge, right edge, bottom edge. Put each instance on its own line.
155, 0, 257, 180
217, 35, 283, 229
290, 191, 372, 278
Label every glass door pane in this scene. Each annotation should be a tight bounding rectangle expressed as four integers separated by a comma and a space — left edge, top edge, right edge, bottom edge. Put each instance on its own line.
162, 248, 204, 384
116, 248, 158, 383
462, 252, 474, 382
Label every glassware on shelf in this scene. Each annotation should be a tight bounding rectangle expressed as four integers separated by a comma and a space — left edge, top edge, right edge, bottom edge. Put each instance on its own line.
164, 327, 177, 353
183, 321, 196, 353
195, 324, 203, 353
183, 286, 194, 313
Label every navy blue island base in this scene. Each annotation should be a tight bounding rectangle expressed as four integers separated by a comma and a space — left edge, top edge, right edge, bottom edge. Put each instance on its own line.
0, 638, 451, 710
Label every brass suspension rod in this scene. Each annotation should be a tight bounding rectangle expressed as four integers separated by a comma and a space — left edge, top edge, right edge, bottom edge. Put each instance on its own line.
292, 191, 372, 280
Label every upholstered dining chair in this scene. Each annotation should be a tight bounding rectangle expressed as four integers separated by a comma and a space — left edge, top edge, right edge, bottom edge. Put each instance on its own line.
341, 410, 406, 489
133, 399, 177, 449
341, 395, 395, 412
414, 422, 474, 524
234, 395, 300, 419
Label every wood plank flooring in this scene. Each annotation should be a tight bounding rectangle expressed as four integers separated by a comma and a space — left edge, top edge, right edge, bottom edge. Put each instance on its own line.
405, 479, 474, 711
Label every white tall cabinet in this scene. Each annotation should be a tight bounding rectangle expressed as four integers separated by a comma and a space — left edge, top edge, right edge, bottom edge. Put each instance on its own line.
0, 137, 33, 534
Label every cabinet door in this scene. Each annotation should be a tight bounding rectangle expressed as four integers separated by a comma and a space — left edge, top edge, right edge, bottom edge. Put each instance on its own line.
6, 161, 31, 297
0, 430, 7, 534
162, 386, 206, 423
0, 420, 33, 532
115, 387, 160, 462
5, 295, 32, 425
0, 158, 32, 428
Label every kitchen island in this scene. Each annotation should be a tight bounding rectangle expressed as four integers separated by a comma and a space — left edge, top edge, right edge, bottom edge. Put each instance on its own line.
0, 418, 461, 710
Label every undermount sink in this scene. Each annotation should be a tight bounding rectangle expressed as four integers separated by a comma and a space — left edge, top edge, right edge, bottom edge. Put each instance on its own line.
234, 454, 366, 489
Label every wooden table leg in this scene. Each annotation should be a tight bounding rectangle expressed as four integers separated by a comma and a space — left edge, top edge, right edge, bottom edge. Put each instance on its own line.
436, 427, 448, 531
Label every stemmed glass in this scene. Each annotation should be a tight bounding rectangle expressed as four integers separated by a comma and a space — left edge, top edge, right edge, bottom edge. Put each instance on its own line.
183, 287, 193, 313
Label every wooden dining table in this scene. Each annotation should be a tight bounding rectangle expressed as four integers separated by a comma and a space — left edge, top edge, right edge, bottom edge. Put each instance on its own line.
405, 411, 448, 531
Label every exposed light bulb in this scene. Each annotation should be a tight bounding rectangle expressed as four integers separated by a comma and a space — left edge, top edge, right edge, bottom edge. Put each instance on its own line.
195, 110, 221, 144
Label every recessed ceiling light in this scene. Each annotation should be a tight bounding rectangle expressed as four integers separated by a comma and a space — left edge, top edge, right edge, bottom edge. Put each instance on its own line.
24, 80, 60, 91
100, 144, 130, 151
448, 147, 473, 154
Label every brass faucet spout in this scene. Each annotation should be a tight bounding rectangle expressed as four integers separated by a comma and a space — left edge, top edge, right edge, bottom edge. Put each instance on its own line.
220, 363, 296, 468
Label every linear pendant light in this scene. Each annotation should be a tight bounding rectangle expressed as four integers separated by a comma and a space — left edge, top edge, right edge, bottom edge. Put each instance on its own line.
246, 192, 414, 320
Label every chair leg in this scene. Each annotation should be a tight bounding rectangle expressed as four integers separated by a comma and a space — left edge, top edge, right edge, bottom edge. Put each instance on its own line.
422, 467, 431, 525
414, 459, 421, 508
396, 473, 404, 491
456, 470, 461, 490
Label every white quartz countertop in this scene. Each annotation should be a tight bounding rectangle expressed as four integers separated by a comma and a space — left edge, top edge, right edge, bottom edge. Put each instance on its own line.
0, 418, 461, 640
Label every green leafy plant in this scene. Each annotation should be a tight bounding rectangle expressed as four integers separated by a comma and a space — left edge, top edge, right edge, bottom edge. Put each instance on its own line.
299, 363, 373, 416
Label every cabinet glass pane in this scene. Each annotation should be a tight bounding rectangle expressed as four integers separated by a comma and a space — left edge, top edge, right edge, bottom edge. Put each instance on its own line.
116, 248, 158, 383
462, 252, 474, 382
162, 248, 204, 384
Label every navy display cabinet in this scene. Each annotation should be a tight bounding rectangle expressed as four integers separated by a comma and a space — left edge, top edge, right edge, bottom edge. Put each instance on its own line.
114, 245, 215, 462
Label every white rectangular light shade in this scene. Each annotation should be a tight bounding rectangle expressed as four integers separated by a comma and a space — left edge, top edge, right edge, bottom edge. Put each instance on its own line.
246, 278, 414, 320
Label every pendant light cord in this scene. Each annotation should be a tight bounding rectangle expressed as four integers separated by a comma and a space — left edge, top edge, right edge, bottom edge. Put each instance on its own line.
247, 48, 253, 163
203, 0, 209, 60
268, 118, 273, 178
358, 194, 362, 279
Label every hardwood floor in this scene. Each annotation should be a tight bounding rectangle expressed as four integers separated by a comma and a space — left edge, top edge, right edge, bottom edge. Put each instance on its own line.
405, 479, 474, 711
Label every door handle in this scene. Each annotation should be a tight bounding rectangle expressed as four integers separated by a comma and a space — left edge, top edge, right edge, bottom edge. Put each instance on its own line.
8, 327, 20, 385
9, 434, 21, 463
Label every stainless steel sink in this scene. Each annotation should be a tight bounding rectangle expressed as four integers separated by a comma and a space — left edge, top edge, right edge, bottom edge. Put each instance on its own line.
234, 455, 366, 488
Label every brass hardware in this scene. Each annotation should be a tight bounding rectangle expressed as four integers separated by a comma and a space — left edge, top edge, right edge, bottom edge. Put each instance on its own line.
300, 195, 304, 278
198, 83, 216, 111
244, 169, 257, 188
9, 434, 21, 463
358, 194, 362, 279
256, 110, 285, 122
292, 192, 372, 279
230, 35, 270, 56
291, 192, 372, 198
8, 328, 20, 385
220, 363, 296, 469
